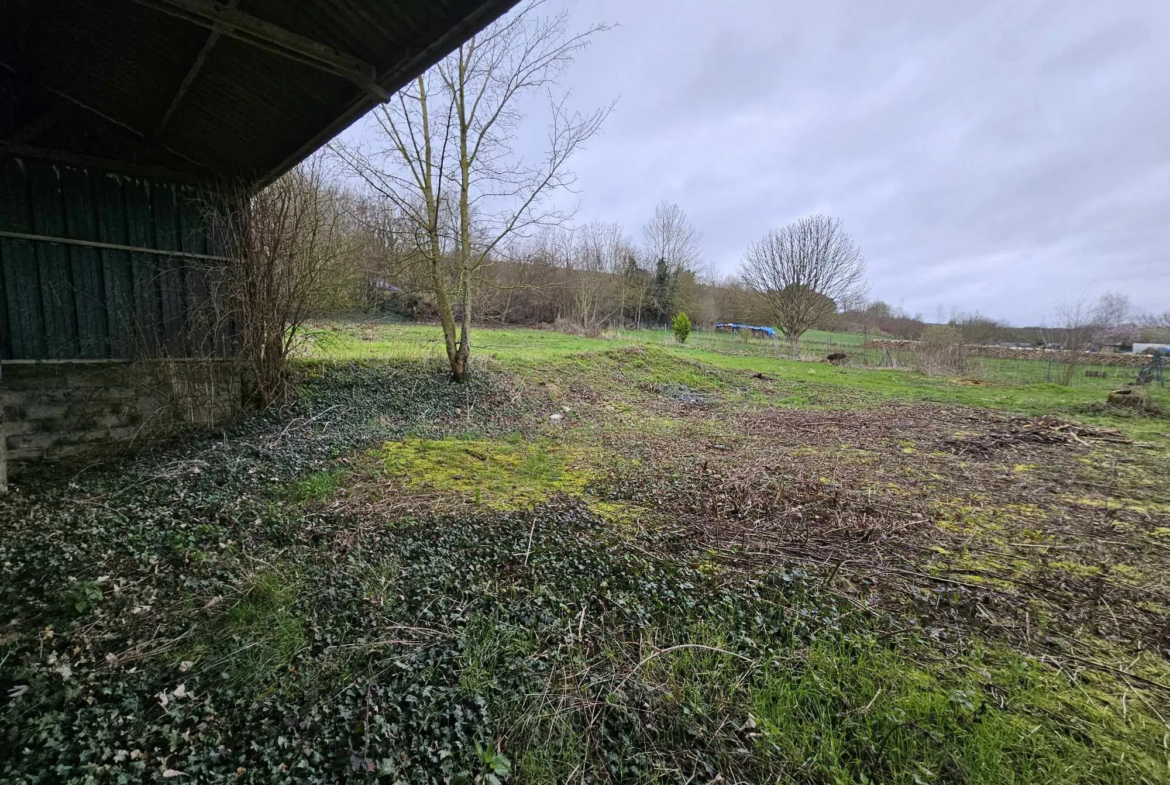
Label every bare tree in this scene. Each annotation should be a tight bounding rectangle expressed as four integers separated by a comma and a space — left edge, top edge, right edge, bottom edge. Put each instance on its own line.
642, 201, 701, 324
1051, 292, 1098, 385
739, 215, 868, 353
333, 1, 611, 381
1134, 311, 1170, 344
569, 221, 631, 330
642, 200, 702, 271
1093, 292, 1131, 330
214, 157, 354, 404
619, 254, 653, 328
950, 310, 1006, 345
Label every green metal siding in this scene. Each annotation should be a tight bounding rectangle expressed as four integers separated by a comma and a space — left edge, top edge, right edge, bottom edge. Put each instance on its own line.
0, 156, 230, 360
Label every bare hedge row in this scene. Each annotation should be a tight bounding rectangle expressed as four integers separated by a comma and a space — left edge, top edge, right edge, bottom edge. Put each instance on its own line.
862, 339, 1150, 367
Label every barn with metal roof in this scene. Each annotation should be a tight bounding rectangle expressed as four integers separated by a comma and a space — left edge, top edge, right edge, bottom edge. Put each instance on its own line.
1, 0, 516, 358
0, 0, 517, 483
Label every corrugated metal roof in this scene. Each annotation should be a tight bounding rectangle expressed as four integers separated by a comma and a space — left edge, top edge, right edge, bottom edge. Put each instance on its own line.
0, 0, 519, 183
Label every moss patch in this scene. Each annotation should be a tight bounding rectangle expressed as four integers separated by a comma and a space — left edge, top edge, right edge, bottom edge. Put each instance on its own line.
382, 437, 593, 508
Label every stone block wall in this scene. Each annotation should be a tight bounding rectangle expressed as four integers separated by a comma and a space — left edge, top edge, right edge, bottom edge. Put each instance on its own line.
1, 360, 247, 484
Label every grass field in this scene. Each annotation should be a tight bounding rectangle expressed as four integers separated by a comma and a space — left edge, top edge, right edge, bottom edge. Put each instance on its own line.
307, 319, 1154, 388
305, 321, 1169, 438
3, 320, 1170, 783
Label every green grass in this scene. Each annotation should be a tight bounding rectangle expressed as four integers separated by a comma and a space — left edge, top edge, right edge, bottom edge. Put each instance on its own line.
186, 567, 307, 691
745, 639, 1169, 784
289, 468, 347, 503
304, 321, 616, 363
307, 322, 1170, 441
619, 630, 1167, 785
8, 332, 1168, 783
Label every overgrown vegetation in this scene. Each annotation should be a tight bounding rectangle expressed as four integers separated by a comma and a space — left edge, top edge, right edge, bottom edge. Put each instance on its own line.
3, 330, 1170, 783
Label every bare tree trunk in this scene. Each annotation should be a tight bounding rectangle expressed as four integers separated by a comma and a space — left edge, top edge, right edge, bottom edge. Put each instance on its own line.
332, 2, 611, 382
419, 75, 462, 376
455, 279, 471, 382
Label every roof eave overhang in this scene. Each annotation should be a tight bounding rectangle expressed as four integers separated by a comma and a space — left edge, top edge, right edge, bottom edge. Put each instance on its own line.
256, 0, 520, 188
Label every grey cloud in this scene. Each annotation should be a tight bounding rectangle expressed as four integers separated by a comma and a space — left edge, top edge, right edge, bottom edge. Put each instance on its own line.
348, 0, 1170, 323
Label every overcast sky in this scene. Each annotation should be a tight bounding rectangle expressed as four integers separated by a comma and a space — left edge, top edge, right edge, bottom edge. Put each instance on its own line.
349, 0, 1170, 325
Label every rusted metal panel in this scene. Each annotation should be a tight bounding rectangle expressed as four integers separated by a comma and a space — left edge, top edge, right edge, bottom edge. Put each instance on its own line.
0, 156, 230, 360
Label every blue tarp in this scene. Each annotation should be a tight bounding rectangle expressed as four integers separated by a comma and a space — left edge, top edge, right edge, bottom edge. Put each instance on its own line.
714, 323, 776, 338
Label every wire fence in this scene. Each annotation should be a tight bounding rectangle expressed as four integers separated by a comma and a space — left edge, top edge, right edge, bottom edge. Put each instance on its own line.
302, 321, 1155, 391
614, 327, 1150, 390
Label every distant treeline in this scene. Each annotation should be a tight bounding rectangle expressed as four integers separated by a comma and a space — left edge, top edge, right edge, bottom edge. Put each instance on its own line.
284, 183, 1168, 347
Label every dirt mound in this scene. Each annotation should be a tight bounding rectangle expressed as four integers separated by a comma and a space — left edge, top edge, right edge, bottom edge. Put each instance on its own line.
1108, 386, 1162, 415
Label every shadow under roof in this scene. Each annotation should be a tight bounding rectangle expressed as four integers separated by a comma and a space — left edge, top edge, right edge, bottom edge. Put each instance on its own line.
0, 0, 518, 184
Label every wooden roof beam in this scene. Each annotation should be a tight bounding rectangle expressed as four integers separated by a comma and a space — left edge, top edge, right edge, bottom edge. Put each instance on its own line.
0, 61, 223, 178
129, 0, 390, 102
6, 107, 62, 144
154, 0, 239, 136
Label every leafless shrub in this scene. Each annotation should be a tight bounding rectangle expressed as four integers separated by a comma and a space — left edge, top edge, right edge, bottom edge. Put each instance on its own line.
553, 315, 601, 338
211, 158, 356, 405
1050, 293, 1098, 386
915, 325, 965, 375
